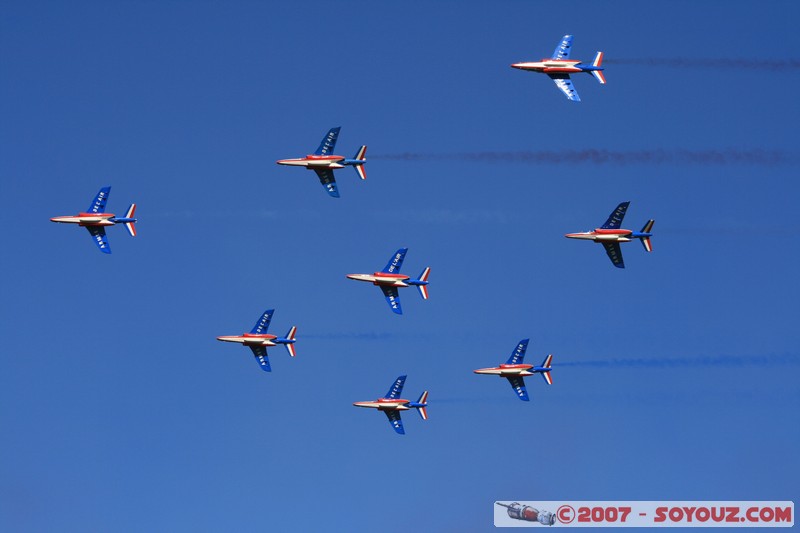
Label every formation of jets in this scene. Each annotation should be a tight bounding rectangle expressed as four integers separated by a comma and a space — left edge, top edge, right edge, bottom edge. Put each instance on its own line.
512, 34, 606, 102
49, 36, 658, 435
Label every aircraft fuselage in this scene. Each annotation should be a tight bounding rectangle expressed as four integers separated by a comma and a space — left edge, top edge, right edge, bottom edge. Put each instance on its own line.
50, 213, 117, 227
277, 155, 346, 170
216, 333, 279, 346
353, 398, 411, 411
511, 59, 585, 73
565, 228, 633, 243
474, 364, 534, 377
346, 272, 410, 287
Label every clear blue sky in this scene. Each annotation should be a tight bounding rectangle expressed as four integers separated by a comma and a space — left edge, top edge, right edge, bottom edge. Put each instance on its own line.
2, 1, 798, 531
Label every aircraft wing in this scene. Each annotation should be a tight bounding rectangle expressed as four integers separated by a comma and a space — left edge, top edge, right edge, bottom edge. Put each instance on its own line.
88, 186, 111, 213
250, 309, 274, 334
548, 74, 581, 102
506, 376, 530, 401
380, 285, 402, 314
601, 202, 630, 229
314, 127, 340, 156
381, 248, 408, 274
602, 241, 625, 268
384, 410, 405, 434
385, 375, 407, 399
249, 345, 272, 372
506, 339, 530, 365
86, 226, 111, 254
552, 35, 573, 60
314, 169, 340, 198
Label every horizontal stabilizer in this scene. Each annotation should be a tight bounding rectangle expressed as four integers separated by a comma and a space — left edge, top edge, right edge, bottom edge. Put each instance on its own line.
541, 354, 553, 385
284, 326, 297, 357
640, 219, 654, 252
415, 267, 430, 299
415, 390, 429, 420
123, 204, 137, 237
354, 163, 367, 181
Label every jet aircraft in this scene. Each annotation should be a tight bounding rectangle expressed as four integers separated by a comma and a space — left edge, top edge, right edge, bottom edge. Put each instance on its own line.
565, 201, 654, 268
276, 127, 367, 198
216, 309, 297, 372
511, 35, 605, 102
346, 248, 430, 315
50, 186, 137, 254
353, 375, 428, 435
474, 339, 553, 401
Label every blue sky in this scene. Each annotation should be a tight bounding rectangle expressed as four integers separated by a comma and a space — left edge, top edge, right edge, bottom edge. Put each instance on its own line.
1, 1, 798, 531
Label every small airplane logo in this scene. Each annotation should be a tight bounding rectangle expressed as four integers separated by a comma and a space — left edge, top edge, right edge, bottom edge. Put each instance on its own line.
353, 375, 429, 435
511, 35, 605, 102
50, 186, 137, 254
474, 339, 553, 401
216, 309, 297, 372
565, 201, 654, 268
277, 127, 367, 198
346, 248, 430, 315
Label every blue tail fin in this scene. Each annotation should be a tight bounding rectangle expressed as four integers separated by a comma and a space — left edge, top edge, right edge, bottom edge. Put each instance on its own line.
381, 248, 407, 274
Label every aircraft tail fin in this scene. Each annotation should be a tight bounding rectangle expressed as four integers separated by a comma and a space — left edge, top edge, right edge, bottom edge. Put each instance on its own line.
541, 354, 554, 385
282, 326, 297, 357
591, 52, 606, 84
353, 145, 367, 180
415, 390, 429, 420
123, 204, 137, 237
639, 220, 654, 252
412, 267, 431, 300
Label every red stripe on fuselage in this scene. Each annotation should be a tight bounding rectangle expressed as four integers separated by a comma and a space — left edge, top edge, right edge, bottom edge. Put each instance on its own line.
77, 212, 114, 218
305, 155, 343, 161
243, 333, 277, 339
543, 67, 582, 73
594, 229, 632, 235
